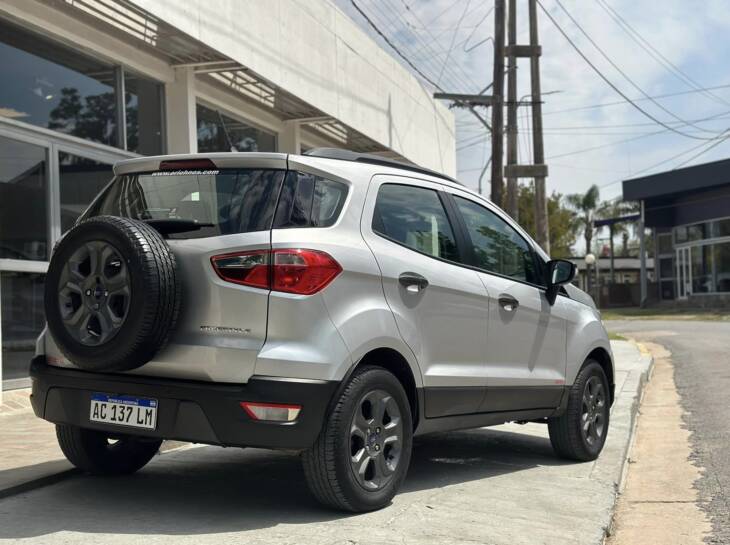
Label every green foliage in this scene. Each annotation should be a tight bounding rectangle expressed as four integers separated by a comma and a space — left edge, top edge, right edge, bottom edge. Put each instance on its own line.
566, 184, 601, 255
516, 183, 578, 258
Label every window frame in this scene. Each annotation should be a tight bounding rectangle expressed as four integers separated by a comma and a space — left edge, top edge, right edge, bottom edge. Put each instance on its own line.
441, 190, 550, 291
371, 182, 469, 267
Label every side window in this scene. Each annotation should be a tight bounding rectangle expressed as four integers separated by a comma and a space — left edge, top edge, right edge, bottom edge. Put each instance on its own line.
373, 183, 459, 261
273, 171, 348, 228
453, 195, 538, 284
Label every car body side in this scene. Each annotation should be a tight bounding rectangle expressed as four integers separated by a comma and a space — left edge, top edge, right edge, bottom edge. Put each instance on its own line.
38, 152, 613, 440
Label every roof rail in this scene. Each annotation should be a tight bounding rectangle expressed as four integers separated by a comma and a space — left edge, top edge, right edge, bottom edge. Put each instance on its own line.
301, 148, 461, 186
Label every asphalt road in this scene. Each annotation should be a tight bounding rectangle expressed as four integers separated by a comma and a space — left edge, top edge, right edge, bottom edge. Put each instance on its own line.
606, 319, 730, 544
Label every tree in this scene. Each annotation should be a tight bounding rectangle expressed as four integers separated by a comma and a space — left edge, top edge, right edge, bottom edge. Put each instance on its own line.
596, 200, 639, 257
566, 185, 601, 256
517, 183, 578, 258
48, 87, 117, 147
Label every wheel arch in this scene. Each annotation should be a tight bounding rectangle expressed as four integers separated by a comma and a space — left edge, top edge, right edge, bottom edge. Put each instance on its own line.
585, 347, 615, 404
336, 347, 420, 431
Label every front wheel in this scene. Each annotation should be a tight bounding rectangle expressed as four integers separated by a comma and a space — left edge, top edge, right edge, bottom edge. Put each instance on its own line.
56, 424, 162, 475
302, 366, 413, 512
548, 361, 610, 461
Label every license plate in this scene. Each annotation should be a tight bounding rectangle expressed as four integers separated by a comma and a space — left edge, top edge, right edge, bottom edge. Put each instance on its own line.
90, 393, 158, 430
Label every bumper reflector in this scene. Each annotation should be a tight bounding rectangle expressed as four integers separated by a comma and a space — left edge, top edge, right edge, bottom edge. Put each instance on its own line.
240, 401, 302, 422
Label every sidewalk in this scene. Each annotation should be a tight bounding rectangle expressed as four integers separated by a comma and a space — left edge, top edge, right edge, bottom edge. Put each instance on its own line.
0, 389, 75, 497
0, 341, 652, 544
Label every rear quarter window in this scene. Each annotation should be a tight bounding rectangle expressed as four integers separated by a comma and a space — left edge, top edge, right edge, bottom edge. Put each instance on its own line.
273, 172, 348, 228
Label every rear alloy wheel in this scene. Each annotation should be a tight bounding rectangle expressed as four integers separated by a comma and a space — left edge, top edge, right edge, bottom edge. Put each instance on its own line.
302, 366, 412, 512
548, 360, 610, 461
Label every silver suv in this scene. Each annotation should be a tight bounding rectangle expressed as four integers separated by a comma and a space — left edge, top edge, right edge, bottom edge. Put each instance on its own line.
32, 149, 614, 512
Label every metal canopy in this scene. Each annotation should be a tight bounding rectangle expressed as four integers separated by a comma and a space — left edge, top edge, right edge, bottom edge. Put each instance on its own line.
50, 0, 394, 155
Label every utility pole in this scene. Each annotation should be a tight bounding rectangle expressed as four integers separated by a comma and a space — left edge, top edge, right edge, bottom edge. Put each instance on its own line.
504, 0, 518, 219
528, 0, 549, 253
490, 0, 506, 206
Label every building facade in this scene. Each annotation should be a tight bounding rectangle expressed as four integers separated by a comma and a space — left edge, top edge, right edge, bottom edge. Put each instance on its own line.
0, 0, 456, 390
623, 157, 730, 308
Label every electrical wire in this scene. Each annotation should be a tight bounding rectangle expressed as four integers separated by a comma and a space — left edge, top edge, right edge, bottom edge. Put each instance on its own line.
537, 0, 727, 141
552, 0, 720, 138
595, 0, 730, 108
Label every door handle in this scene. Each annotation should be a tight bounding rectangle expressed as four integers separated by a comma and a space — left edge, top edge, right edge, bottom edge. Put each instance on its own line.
399, 272, 429, 293
498, 294, 519, 312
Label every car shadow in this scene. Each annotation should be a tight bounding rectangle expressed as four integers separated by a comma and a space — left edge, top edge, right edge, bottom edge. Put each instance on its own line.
0, 427, 572, 538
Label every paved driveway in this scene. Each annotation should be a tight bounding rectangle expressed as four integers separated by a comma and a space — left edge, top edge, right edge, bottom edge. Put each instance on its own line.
605, 319, 730, 544
0, 341, 649, 545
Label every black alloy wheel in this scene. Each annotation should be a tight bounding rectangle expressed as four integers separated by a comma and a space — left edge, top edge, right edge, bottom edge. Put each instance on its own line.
349, 389, 404, 491
548, 360, 611, 461
58, 240, 130, 346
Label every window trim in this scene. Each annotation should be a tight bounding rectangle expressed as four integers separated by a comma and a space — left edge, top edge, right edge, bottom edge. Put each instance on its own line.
442, 190, 550, 291
371, 182, 468, 267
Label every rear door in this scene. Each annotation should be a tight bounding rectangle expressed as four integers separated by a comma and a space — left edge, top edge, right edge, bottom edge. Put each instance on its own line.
78, 157, 287, 383
446, 189, 569, 412
361, 176, 489, 417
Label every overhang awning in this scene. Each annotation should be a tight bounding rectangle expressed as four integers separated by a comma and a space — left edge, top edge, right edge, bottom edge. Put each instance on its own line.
51, 0, 399, 155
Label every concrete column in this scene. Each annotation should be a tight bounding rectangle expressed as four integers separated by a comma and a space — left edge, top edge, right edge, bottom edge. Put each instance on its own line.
639, 200, 647, 308
278, 121, 301, 154
165, 67, 197, 154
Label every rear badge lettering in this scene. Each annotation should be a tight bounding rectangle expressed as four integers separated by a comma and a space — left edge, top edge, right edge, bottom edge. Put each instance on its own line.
200, 325, 251, 335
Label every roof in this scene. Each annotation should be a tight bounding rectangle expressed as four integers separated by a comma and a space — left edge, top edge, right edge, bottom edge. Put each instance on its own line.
623, 156, 730, 201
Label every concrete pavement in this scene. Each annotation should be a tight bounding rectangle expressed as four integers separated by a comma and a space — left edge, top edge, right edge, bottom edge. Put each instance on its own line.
606, 320, 730, 544
0, 340, 651, 545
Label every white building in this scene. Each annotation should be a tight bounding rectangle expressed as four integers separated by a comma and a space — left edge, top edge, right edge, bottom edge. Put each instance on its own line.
0, 0, 455, 390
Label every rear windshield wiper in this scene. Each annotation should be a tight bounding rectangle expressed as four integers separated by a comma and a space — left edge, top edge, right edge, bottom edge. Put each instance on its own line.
142, 218, 215, 235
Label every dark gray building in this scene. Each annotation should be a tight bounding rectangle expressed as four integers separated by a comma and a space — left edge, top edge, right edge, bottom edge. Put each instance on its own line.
623, 157, 730, 306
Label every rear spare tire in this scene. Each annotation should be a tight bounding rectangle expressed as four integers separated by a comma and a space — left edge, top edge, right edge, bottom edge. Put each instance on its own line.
44, 215, 180, 372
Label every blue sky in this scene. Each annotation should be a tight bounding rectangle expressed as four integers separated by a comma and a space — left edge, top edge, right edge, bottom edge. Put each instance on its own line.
335, 0, 730, 203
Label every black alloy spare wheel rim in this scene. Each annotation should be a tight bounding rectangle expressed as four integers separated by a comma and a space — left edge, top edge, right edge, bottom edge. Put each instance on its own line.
349, 388, 403, 491
57, 240, 130, 346
581, 375, 607, 447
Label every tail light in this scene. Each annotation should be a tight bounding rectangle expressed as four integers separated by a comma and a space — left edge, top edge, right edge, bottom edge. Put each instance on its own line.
211, 249, 342, 295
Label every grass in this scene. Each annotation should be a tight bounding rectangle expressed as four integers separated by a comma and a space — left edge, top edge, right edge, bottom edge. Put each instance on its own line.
600, 307, 730, 322
608, 332, 628, 341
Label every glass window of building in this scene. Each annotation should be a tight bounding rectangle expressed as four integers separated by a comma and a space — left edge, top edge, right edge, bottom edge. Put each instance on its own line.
197, 103, 276, 153
1, 271, 45, 384
125, 71, 164, 155
0, 19, 118, 147
59, 152, 114, 233
713, 242, 730, 292
0, 135, 48, 261
712, 218, 730, 238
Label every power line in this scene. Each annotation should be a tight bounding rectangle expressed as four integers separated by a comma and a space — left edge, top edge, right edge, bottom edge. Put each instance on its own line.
381, 0, 480, 93
551, 0, 720, 138
436, 0, 472, 86
539, 84, 730, 116
595, 0, 730, 108
349, 0, 444, 90
537, 0, 728, 141
674, 130, 730, 169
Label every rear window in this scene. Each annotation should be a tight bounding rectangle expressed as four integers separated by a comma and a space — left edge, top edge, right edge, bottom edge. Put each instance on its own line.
86, 169, 285, 239
273, 171, 348, 228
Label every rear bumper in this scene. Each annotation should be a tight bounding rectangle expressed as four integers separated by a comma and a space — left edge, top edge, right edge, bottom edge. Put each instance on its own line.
30, 357, 338, 450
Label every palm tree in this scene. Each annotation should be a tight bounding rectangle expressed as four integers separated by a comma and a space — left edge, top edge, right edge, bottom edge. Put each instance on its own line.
566, 185, 601, 257
596, 199, 640, 283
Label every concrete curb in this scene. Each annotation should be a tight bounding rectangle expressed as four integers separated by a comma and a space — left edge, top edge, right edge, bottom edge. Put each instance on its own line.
601, 340, 655, 543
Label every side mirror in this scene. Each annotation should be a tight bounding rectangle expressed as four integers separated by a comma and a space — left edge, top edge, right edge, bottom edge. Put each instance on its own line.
545, 259, 576, 305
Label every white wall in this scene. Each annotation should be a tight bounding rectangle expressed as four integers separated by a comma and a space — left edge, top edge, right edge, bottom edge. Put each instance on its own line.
128, 0, 456, 175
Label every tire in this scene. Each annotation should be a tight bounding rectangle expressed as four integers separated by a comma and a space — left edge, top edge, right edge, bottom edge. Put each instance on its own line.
44, 215, 180, 372
56, 424, 162, 475
548, 360, 610, 461
302, 366, 413, 512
